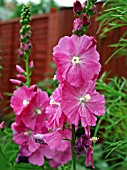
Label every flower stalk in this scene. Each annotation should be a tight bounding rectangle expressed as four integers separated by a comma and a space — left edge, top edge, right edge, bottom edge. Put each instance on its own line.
19, 4, 32, 87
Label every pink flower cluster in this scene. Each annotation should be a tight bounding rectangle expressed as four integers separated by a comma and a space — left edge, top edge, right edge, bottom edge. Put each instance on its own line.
52, 34, 105, 167
11, 33, 105, 168
10, 1, 105, 168
11, 33, 105, 169
10, 85, 71, 167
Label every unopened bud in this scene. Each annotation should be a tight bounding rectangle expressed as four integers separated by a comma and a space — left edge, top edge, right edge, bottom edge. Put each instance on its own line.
16, 74, 26, 83
82, 14, 90, 26
0, 121, 5, 129
73, 18, 82, 31
10, 79, 22, 86
16, 65, 25, 74
73, 0, 82, 14
29, 60, 34, 70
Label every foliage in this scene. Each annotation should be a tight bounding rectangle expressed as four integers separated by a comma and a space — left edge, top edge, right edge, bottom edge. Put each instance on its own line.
94, 75, 127, 170
97, 0, 127, 63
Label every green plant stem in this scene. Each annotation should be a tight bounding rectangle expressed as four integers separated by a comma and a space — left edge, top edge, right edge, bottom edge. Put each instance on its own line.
86, 0, 91, 15
71, 124, 76, 170
25, 54, 30, 87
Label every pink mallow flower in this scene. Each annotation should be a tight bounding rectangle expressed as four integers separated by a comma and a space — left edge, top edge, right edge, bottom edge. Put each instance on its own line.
62, 81, 105, 127
28, 144, 55, 166
12, 121, 41, 153
49, 140, 71, 168
10, 86, 36, 116
46, 84, 67, 130
21, 88, 49, 130
35, 128, 71, 150
53, 34, 101, 87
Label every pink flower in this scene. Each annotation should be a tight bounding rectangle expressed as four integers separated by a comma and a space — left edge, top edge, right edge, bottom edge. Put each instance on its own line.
49, 140, 71, 168
21, 89, 49, 130
28, 144, 55, 166
62, 81, 105, 127
10, 86, 36, 116
73, 18, 82, 31
12, 121, 41, 153
46, 84, 67, 130
37, 128, 71, 150
53, 34, 101, 87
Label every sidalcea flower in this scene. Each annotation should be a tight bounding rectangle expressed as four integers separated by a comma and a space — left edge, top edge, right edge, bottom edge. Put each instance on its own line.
10, 86, 36, 116
35, 128, 71, 150
21, 88, 49, 130
28, 144, 55, 166
49, 140, 71, 168
53, 34, 101, 87
46, 84, 67, 130
12, 121, 41, 153
62, 81, 105, 127
74, 134, 90, 155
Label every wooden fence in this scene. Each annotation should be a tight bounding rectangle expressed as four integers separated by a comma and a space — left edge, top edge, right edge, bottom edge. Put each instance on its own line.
0, 2, 127, 115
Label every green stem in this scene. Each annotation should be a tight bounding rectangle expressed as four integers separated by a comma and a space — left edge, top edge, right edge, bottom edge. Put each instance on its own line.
86, 0, 91, 15
94, 116, 104, 137
25, 53, 30, 87
71, 124, 76, 170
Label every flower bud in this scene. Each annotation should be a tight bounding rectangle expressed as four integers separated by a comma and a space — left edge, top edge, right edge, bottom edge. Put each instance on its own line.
10, 79, 22, 86
0, 121, 5, 129
16, 65, 25, 74
73, 0, 82, 14
93, 5, 97, 13
82, 14, 90, 26
73, 18, 82, 31
18, 49, 24, 56
30, 84, 37, 92
29, 60, 34, 70
16, 74, 26, 83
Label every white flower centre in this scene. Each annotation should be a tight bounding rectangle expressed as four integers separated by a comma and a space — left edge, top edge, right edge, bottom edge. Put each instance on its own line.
35, 108, 42, 115
23, 99, 29, 106
53, 75, 56, 81
79, 94, 91, 103
50, 99, 60, 106
24, 130, 32, 136
72, 56, 80, 64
